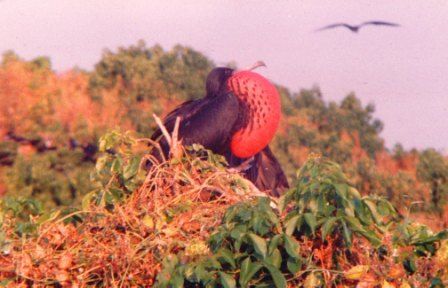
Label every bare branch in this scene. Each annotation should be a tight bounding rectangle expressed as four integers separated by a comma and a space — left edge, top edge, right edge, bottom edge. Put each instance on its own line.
152, 114, 172, 146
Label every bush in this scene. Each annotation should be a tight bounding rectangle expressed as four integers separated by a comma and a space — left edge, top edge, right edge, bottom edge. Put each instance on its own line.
5, 149, 93, 208
157, 155, 447, 287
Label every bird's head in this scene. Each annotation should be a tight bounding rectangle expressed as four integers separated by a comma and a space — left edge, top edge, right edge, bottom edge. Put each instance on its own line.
205, 67, 234, 98
205, 61, 266, 98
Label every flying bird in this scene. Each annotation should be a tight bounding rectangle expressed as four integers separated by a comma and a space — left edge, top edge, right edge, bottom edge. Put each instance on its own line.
316, 21, 400, 33
149, 62, 289, 196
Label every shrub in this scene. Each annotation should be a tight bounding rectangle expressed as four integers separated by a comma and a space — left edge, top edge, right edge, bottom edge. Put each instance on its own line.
157, 156, 447, 287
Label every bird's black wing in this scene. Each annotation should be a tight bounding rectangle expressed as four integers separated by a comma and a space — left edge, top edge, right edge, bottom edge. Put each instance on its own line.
238, 146, 289, 197
361, 21, 400, 27
150, 99, 204, 141
150, 92, 240, 159
315, 23, 353, 32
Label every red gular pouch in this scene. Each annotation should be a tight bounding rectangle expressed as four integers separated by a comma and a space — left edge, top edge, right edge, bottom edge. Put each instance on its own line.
227, 71, 281, 159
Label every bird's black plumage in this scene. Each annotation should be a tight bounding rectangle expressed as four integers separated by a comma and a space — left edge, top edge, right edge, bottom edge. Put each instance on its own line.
153, 92, 240, 157
151, 68, 239, 157
251, 146, 289, 197
316, 20, 400, 33
150, 67, 289, 196
227, 146, 289, 197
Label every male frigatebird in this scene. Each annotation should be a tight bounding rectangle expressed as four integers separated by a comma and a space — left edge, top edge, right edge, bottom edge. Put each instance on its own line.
150, 62, 289, 196
316, 21, 400, 33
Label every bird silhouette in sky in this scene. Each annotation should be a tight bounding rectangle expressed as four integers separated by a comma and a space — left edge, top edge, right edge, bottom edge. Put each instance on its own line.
316, 21, 400, 33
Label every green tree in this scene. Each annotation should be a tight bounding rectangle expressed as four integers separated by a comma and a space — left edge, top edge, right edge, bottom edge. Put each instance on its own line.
417, 149, 448, 211
89, 40, 213, 103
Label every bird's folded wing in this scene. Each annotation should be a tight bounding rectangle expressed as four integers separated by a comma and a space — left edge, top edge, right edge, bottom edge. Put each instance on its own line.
150, 99, 204, 141
151, 92, 240, 156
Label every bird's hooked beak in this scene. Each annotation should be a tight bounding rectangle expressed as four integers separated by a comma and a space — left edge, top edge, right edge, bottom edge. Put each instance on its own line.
234, 61, 267, 74
246, 61, 267, 71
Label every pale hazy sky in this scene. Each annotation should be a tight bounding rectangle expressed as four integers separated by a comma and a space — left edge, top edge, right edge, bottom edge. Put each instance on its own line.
1, 0, 447, 151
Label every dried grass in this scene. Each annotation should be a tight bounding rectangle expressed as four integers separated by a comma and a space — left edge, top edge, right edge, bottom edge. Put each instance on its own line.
0, 148, 263, 287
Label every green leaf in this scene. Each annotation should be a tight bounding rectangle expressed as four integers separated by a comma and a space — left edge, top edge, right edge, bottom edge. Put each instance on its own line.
342, 220, 352, 246
82, 190, 97, 210
184, 265, 195, 282
359, 230, 382, 247
123, 156, 140, 180
230, 225, 246, 239
344, 216, 381, 246
248, 233, 268, 259
264, 206, 279, 225
344, 216, 364, 232
410, 230, 448, 245
264, 248, 282, 269
284, 215, 300, 236
235, 236, 244, 251
354, 199, 371, 225
208, 257, 223, 270
109, 187, 124, 200
219, 272, 236, 288
171, 273, 184, 288
239, 258, 262, 288
268, 234, 283, 255
194, 264, 214, 283
403, 258, 417, 274
377, 200, 391, 216
334, 183, 348, 199
304, 213, 317, 235
321, 217, 338, 241
317, 194, 330, 216
283, 234, 300, 259
287, 257, 301, 274
217, 248, 236, 269
347, 187, 362, 198
95, 155, 109, 173
278, 195, 287, 213
37, 210, 60, 225
111, 156, 123, 173
429, 277, 444, 288
264, 264, 287, 288
363, 199, 381, 224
